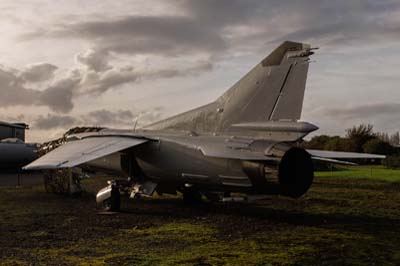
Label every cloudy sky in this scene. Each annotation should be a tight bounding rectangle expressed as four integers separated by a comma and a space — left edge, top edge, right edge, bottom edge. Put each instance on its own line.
1, 0, 399, 142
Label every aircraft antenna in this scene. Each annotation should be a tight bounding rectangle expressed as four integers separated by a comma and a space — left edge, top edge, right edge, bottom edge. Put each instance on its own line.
133, 116, 139, 132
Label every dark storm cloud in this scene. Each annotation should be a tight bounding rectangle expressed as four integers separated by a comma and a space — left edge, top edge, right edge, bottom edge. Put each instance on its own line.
21, 0, 400, 54
26, 16, 226, 56
9, 0, 400, 121
182, 0, 259, 22
0, 67, 77, 113
39, 77, 78, 113
19, 0, 269, 57
33, 108, 164, 130
0, 68, 39, 106
322, 102, 400, 120
256, 1, 400, 47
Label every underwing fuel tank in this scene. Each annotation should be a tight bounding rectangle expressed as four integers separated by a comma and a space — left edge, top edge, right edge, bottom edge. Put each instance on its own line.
243, 147, 314, 198
0, 139, 38, 169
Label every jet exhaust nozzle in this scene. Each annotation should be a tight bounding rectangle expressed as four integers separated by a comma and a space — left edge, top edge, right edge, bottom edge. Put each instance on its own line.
278, 147, 314, 198
243, 147, 314, 198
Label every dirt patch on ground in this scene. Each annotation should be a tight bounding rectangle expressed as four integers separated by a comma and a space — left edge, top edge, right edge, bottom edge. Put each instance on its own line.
0, 176, 400, 266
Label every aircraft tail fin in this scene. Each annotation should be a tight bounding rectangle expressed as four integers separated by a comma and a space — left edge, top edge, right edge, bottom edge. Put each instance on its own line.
216, 41, 314, 131
142, 41, 315, 135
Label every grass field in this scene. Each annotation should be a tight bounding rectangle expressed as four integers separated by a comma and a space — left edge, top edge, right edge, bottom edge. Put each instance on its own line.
0, 167, 400, 266
315, 165, 400, 182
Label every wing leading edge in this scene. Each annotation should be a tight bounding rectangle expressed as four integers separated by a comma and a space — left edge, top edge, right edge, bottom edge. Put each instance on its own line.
23, 136, 148, 170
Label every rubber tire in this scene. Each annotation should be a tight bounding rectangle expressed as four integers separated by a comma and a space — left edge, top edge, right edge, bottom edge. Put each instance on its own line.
182, 188, 202, 205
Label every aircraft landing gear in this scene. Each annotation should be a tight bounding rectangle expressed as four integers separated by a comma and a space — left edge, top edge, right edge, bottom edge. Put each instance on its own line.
182, 186, 203, 205
96, 181, 121, 212
96, 179, 157, 212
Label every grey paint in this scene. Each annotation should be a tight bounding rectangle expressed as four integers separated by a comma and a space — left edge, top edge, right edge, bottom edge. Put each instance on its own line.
307, 149, 385, 159
0, 142, 37, 169
142, 41, 312, 133
0, 122, 36, 169
24, 41, 386, 199
25, 136, 147, 169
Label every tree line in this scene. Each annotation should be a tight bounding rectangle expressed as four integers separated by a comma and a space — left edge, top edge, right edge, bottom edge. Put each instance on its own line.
304, 124, 398, 155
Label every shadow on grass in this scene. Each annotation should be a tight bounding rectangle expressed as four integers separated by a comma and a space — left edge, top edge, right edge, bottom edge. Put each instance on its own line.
118, 197, 400, 236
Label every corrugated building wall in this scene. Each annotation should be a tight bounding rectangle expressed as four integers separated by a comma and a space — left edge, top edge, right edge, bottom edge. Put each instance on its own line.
0, 122, 28, 141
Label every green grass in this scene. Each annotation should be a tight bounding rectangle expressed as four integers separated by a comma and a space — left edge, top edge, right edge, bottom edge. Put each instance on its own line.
1, 170, 400, 266
315, 165, 400, 182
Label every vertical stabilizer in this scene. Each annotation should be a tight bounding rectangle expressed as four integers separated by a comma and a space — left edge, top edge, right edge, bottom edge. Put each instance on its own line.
142, 41, 315, 134
216, 41, 314, 131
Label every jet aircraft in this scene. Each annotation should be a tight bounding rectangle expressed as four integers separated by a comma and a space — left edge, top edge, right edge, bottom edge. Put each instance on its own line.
0, 138, 37, 170
24, 41, 385, 211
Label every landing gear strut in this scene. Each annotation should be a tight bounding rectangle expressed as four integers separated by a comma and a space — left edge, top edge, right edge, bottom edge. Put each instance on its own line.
96, 179, 157, 212
96, 181, 121, 212
182, 186, 202, 205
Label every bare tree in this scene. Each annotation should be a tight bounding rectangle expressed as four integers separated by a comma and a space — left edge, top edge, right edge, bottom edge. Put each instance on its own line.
345, 124, 375, 152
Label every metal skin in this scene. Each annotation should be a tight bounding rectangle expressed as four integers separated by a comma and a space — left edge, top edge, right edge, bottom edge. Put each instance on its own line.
24, 41, 385, 205
81, 132, 311, 198
0, 141, 37, 169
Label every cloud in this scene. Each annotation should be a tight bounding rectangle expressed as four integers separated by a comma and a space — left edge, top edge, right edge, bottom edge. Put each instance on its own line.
32, 108, 165, 130
75, 52, 213, 95
20, 63, 58, 83
82, 109, 135, 125
24, 15, 226, 57
14, 1, 399, 113
0, 68, 40, 107
34, 114, 77, 130
75, 49, 112, 72
136, 107, 164, 126
39, 76, 79, 113
322, 102, 400, 120
144, 60, 213, 79
21, 1, 400, 55
19, 0, 269, 57
260, 1, 400, 49
0, 48, 213, 112
310, 102, 400, 135
6, 0, 400, 140
0, 114, 26, 123
79, 66, 139, 95
0, 66, 77, 113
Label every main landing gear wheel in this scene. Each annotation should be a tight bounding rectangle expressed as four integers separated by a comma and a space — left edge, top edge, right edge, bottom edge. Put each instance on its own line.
182, 187, 203, 205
